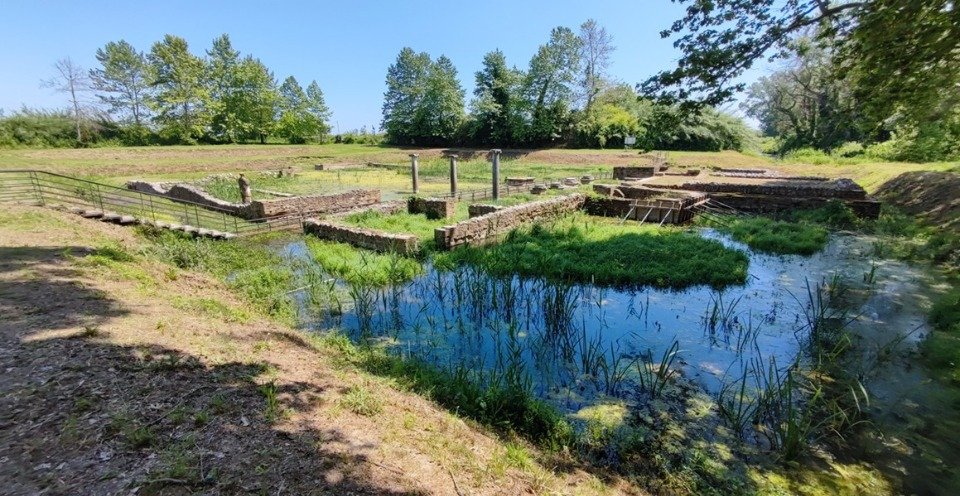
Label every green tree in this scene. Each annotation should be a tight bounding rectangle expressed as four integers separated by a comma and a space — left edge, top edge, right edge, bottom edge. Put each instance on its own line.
381, 47, 431, 144
90, 40, 152, 128
276, 76, 331, 143
742, 43, 864, 152
641, 104, 753, 152
412, 55, 465, 144
232, 56, 279, 144
470, 50, 524, 145
304, 81, 332, 138
575, 84, 648, 148
206, 34, 242, 142
148, 35, 210, 143
643, 0, 959, 130
523, 27, 582, 144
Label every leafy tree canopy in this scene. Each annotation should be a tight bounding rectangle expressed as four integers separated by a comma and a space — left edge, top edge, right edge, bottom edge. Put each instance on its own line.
642, 0, 960, 128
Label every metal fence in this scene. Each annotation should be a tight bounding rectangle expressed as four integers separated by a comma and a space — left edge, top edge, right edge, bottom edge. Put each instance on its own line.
0, 170, 302, 237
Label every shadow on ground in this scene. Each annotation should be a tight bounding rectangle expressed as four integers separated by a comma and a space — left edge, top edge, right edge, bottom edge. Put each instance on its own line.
0, 246, 418, 495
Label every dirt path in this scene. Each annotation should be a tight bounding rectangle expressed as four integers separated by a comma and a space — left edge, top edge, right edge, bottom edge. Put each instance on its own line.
0, 206, 624, 495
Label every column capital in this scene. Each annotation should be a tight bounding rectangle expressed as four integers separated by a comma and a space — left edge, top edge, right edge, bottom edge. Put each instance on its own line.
490, 149, 502, 154
409, 153, 419, 158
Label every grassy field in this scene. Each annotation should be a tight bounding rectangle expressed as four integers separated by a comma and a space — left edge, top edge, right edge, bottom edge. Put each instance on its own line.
1, 144, 956, 200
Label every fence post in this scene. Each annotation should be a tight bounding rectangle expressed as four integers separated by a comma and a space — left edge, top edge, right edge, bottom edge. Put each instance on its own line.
490, 149, 501, 201
409, 153, 420, 195
30, 172, 45, 206
95, 184, 104, 211
448, 153, 458, 196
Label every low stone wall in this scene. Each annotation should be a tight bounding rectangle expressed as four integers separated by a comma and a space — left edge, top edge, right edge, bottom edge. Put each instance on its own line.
506, 177, 535, 186
468, 204, 505, 218
584, 194, 704, 224
707, 193, 881, 219
250, 189, 381, 218
434, 194, 586, 250
302, 219, 419, 254
613, 166, 656, 180
126, 181, 252, 216
315, 163, 364, 171
329, 199, 407, 219
656, 179, 867, 200
127, 180, 380, 219
408, 197, 456, 220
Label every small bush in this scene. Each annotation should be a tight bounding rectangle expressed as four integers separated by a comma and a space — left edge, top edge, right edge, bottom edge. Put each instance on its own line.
339, 384, 384, 416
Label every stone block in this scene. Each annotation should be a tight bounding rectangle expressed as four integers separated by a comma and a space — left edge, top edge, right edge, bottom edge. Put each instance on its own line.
303, 219, 420, 254
408, 197, 456, 220
434, 194, 586, 250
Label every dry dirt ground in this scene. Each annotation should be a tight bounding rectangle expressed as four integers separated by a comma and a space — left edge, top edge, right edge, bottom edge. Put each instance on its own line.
0, 206, 630, 495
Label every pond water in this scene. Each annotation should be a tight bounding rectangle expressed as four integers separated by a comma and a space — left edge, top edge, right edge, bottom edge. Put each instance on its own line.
283, 232, 924, 404
275, 230, 958, 493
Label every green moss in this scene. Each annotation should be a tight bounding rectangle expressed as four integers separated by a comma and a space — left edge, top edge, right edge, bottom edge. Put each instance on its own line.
435, 214, 749, 288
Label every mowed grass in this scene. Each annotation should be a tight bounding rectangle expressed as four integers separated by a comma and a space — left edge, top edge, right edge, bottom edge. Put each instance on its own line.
717, 216, 829, 256
435, 213, 749, 288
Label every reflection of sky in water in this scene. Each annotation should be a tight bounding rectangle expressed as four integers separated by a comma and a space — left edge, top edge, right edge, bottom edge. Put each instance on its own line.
284, 230, 935, 414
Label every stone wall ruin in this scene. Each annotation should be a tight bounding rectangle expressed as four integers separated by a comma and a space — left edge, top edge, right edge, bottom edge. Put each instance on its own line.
302, 219, 419, 254
434, 194, 586, 250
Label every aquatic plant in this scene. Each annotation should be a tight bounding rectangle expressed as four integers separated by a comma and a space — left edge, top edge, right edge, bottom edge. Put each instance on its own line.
713, 215, 829, 255
435, 213, 749, 288
598, 341, 640, 396
636, 339, 681, 399
305, 238, 422, 286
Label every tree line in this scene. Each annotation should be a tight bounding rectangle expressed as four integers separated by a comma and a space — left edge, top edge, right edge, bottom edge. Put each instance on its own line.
380, 20, 754, 151
0, 34, 332, 147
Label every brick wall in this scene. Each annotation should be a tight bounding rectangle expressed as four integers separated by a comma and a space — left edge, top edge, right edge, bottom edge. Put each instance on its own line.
250, 189, 381, 218
613, 166, 656, 180
655, 179, 868, 200
302, 219, 419, 254
434, 194, 586, 250
705, 193, 880, 219
467, 204, 504, 218
128, 180, 381, 220
407, 197, 456, 220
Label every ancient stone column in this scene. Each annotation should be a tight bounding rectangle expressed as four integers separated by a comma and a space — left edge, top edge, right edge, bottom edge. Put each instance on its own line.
448, 154, 459, 196
491, 149, 501, 201
409, 153, 420, 194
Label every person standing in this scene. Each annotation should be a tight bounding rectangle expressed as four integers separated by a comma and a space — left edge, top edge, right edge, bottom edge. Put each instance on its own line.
238, 173, 252, 204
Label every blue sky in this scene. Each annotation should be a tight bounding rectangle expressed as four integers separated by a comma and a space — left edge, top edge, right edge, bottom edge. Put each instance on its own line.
0, 0, 768, 131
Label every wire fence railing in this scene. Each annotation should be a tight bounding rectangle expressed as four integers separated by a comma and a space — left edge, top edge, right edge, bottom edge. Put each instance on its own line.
365, 162, 614, 202
0, 170, 303, 237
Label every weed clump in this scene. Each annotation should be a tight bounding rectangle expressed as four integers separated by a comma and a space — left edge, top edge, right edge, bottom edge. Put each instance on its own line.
435, 214, 749, 288
717, 216, 829, 256
304, 238, 422, 286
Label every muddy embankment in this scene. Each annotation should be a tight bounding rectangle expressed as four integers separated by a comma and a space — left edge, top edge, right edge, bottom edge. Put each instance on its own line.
875, 170, 960, 230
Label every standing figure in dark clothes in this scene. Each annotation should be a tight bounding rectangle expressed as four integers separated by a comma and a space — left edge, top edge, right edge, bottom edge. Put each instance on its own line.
238, 174, 252, 204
